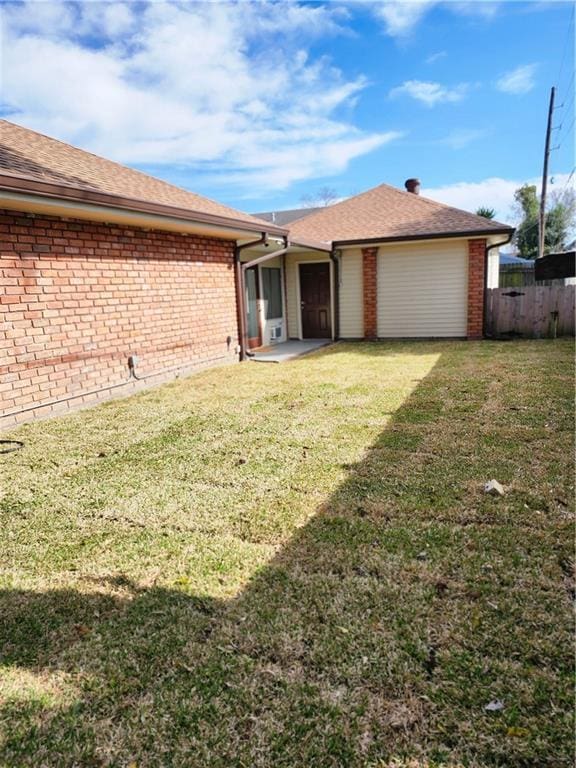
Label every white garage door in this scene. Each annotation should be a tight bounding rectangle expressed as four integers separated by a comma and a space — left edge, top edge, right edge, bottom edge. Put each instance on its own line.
377, 241, 468, 338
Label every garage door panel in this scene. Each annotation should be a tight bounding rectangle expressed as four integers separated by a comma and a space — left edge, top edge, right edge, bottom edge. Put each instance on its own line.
377, 242, 468, 338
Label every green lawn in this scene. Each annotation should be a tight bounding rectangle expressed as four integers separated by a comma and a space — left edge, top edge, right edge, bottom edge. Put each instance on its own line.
0, 340, 574, 767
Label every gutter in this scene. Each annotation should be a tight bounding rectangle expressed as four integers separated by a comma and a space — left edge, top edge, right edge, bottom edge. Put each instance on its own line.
289, 236, 331, 253
333, 228, 514, 248
0, 172, 288, 238
483, 232, 515, 338
242, 241, 289, 270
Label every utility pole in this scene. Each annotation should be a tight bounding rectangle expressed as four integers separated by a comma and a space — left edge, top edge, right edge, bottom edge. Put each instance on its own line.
539, 86, 555, 260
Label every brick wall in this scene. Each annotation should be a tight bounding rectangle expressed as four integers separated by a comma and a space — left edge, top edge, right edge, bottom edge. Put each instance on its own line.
0, 209, 239, 427
362, 246, 378, 339
467, 238, 486, 339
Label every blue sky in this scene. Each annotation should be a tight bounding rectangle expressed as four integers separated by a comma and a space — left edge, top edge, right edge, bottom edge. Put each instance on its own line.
1, 1, 574, 222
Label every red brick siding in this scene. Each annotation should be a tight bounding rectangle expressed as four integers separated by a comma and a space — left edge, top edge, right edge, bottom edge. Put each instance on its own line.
467, 238, 486, 339
0, 210, 239, 427
362, 247, 378, 339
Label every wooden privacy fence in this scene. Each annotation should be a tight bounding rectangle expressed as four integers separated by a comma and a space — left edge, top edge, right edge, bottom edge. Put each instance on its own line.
485, 285, 575, 338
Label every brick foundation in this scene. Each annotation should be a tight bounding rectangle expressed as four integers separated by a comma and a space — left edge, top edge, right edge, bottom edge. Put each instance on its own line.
362, 247, 378, 339
467, 238, 486, 339
0, 210, 239, 427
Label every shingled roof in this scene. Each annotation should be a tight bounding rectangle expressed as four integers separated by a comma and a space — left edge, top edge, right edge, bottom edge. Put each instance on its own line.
289, 183, 512, 245
252, 207, 323, 226
0, 120, 282, 232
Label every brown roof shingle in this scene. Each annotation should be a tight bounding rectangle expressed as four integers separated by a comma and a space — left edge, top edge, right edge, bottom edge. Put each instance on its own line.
289, 182, 512, 245
0, 120, 276, 231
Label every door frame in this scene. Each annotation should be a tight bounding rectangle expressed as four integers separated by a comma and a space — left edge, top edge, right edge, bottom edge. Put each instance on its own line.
296, 259, 334, 341
256, 261, 288, 346
245, 265, 262, 349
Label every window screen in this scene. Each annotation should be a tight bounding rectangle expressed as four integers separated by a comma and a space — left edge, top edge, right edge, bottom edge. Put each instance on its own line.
262, 267, 283, 319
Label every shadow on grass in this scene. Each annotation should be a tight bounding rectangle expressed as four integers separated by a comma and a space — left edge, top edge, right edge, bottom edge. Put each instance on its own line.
1, 345, 573, 767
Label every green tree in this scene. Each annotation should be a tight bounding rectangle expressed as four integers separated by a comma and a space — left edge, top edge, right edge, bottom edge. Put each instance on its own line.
514, 184, 575, 259
548, 187, 576, 249
476, 206, 496, 219
514, 185, 539, 259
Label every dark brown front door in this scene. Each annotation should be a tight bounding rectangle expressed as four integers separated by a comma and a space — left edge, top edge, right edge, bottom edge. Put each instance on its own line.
299, 262, 331, 338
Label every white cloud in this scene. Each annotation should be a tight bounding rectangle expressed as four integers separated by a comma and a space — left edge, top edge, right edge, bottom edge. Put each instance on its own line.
496, 64, 538, 95
390, 79, 468, 106
425, 50, 447, 64
440, 128, 488, 149
451, 2, 500, 21
1, 1, 398, 194
372, 0, 435, 37
370, 0, 500, 37
423, 173, 573, 224
214, 132, 401, 191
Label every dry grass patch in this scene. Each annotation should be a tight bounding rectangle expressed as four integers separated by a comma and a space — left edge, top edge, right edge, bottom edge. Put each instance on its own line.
0, 340, 573, 767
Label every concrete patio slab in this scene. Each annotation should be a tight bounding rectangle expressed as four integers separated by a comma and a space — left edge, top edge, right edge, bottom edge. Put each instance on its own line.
250, 339, 332, 363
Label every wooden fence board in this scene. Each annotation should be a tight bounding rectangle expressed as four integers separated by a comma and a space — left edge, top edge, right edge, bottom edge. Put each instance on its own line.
486, 286, 575, 338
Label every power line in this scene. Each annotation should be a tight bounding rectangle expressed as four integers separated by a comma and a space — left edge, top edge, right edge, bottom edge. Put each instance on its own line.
556, 5, 575, 92
549, 72, 575, 179
557, 166, 576, 197
553, 101, 575, 137
550, 111, 575, 162
551, 14, 575, 145
559, 116, 575, 144
556, 74, 575, 118
516, 17, 575, 253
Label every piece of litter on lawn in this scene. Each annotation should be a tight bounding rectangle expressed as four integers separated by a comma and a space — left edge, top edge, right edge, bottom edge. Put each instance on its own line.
484, 700, 504, 712
416, 551, 428, 561
484, 479, 504, 496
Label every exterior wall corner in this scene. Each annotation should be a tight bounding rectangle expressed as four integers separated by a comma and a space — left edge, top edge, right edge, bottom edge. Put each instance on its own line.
467, 238, 487, 339
362, 246, 378, 339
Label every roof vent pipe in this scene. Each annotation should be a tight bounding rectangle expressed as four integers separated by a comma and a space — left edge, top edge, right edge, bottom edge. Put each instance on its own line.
405, 178, 421, 194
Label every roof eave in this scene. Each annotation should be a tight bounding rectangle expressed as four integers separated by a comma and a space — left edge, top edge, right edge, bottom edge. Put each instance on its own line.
0, 172, 288, 239
333, 228, 515, 248
289, 236, 331, 252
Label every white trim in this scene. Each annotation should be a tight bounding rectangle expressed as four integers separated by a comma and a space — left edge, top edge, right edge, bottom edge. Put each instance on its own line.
295, 258, 334, 341
338, 234, 491, 252
257, 265, 265, 343
0, 190, 265, 241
